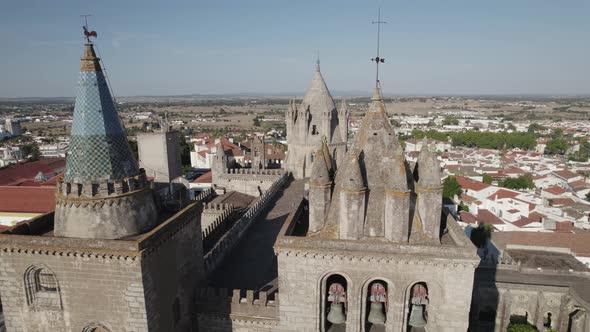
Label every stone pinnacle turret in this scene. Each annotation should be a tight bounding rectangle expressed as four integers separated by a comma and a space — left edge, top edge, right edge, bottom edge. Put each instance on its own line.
54, 41, 158, 239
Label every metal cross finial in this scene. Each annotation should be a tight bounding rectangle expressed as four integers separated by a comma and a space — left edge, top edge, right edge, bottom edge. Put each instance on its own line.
316, 49, 320, 71
371, 8, 387, 88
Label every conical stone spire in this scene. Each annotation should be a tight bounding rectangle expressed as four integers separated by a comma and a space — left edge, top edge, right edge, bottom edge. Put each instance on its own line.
64, 43, 138, 183
417, 140, 442, 188
300, 63, 336, 124
310, 148, 331, 186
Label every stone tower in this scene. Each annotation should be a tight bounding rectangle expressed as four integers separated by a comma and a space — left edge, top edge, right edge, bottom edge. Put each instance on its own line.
212, 143, 227, 177
251, 135, 265, 170
284, 60, 348, 179
54, 42, 158, 239
0, 35, 205, 332
275, 84, 478, 332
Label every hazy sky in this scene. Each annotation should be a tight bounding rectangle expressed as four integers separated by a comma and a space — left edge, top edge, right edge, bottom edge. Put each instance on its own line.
1, 0, 589, 97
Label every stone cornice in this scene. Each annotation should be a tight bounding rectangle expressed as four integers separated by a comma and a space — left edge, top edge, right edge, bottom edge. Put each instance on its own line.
274, 244, 479, 269
198, 313, 279, 326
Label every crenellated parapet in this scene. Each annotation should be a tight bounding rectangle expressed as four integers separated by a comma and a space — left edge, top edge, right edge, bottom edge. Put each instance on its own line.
225, 168, 284, 176
56, 171, 150, 200
202, 202, 234, 213
196, 287, 279, 322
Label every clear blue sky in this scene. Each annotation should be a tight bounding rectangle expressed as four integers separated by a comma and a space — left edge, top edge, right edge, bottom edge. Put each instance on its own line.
1, 0, 589, 97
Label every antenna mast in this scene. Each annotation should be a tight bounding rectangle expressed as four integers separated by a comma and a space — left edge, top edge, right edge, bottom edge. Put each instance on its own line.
371, 8, 387, 88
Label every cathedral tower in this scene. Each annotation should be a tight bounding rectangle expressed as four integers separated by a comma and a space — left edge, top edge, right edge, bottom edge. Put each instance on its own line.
54, 42, 158, 239
284, 60, 348, 179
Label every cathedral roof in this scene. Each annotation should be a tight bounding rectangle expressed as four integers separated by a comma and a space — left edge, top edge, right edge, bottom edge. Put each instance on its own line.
322, 86, 410, 238
64, 43, 138, 183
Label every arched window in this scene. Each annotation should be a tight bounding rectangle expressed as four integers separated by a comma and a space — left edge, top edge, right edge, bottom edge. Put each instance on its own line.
543, 312, 553, 329
365, 280, 387, 329
407, 282, 428, 331
82, 323, 110, 332
322, 274, 347, 331
24, 265, 61, 310
478, 306, 496, 323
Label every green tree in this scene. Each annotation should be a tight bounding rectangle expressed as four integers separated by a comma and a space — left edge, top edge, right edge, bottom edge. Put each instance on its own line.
443, 177, 463, 199
21, 142, 40, 161
253, 116, 261, 127
470, 224, 492, 248
442, 117, 459, 126
551, 128, 564, 138
482, 174, 494, 184
527, 123, 546, 134
127, 140, 138, 160
500, 174, 535, 190
506, 323, 537, 332
179, 134, 192, 167
545, 139, 568, 155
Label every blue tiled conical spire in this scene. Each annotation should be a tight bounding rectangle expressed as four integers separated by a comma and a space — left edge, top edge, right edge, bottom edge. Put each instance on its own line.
64, 43, 138, 183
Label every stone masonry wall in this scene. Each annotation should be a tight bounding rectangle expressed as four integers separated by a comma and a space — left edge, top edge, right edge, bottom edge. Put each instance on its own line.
0, 250, 146, 332
140, 202, 206, 332
276, 250, 476, 332
196, 287, 279, 331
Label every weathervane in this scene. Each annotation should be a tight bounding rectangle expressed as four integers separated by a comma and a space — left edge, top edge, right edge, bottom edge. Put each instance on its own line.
81, 14, 97, 43
371, 8, 387, 88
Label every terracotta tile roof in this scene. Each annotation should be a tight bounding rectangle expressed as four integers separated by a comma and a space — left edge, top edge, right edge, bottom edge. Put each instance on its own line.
459, 211, 477, 224
460, 193, 479, 203
555, 221, 575, 231
543, 186, 567, 195
569, 180, 587, 191
455, 176, 491, 192
512, 212, 544, 227
0, 186, 55, 213
552, 169, 580, 180
549, 198, 576, 206
193, 171, 212, 184
0, 158, 65, 186
487, 189, 519, 200
502, 167, 525, 174
492, 231, 590, 257
476, 209, 505, 225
